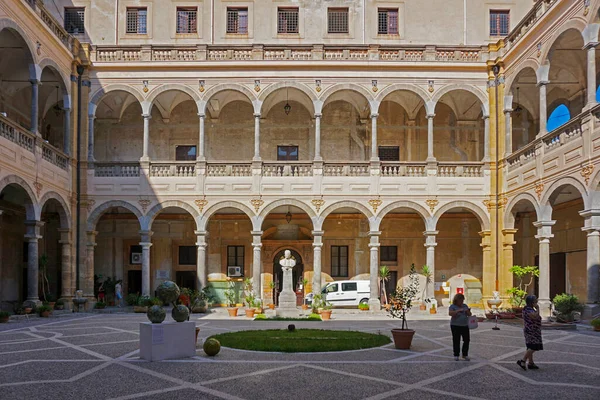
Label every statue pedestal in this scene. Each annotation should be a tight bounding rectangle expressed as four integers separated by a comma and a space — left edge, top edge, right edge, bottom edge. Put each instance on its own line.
276, 266, 299, 317
140, 321, 195, 361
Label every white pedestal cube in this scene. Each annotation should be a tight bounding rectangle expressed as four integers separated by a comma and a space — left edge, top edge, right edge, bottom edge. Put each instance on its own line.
140, 321, 196, 361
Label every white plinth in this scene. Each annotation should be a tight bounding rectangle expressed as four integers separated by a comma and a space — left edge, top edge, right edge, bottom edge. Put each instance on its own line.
140, 321, 196, 361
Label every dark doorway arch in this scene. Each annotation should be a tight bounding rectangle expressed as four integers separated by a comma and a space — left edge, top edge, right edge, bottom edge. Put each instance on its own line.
273, 249, 303, 305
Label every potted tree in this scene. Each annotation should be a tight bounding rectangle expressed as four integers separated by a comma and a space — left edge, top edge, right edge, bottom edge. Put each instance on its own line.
301, 278, 309, 310
38, 305, 52, 318
506, 265, 539, 316
243, 278, 256, 318
358, 302, 369, 311
591, 317, 600, 332
379, 266, 391, 307
224, 281, 238, 317
420, 265, 432, 310
387, 263, 420, 350
134, 296, 151, 313
320, 300, 333, 320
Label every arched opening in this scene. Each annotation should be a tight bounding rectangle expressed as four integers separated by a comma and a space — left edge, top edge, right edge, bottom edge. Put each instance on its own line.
39, 197, 69, 302
509, 68, 539, 150
38, 66, 67, 151
547, 103, 571, 132
434, 90, 485, 162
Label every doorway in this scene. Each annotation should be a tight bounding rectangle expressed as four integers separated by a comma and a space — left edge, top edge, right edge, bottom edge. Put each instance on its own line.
534, 252, 566, 301
127, 270, 142, 295
273, 249, 304, 299
176, 271, 197, 290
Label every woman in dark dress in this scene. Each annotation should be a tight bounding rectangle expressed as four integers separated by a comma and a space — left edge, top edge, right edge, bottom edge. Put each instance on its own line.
517, 295, 543, 370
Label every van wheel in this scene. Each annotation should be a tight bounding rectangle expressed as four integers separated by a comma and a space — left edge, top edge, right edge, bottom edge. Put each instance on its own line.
359, 298, 369, 305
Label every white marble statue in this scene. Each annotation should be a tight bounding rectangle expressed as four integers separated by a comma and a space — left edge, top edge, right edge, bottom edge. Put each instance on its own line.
277, 250, 298, 315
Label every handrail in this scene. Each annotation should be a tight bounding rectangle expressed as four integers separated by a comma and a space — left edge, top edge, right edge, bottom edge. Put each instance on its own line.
23, 0, 74, 52
504, 0, 559, 52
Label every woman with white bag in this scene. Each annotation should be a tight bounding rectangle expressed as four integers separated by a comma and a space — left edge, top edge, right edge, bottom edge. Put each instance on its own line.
448, 293, 472, 361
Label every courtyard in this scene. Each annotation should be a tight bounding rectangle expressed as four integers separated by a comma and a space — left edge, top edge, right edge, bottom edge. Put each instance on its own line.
0, 312, 598, 400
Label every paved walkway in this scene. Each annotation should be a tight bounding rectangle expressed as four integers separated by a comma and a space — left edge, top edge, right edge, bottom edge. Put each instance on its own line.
0, 312, 598, 400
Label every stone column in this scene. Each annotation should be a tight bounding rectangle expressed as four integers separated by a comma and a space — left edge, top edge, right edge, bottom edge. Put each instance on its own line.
84, 231, 97, 298
483, 115, 490, 162
24, 221, 43, 305
139, 230, 153, 296
252, 231, 263, 298
141, 114, 151, 161
58, 228, 73, 300
504, 109, 512, 158
63, 107, 71, 156
538, 81, 549, 137
30, 79, 39, 134
586, 44, 597, 108
423, 231, 438, 299
406, 119, 416, 160
534, 221, 555, 316
198, 113, 206, 161
479, 230, 493, 300
87, 114, 95, 162
312, 230, 324, 295
370, 113, 379, 161
584, 229, 600, 303
253, 113, 261, 161
368, 231, 381, 310
314, 113, 322, 161
426, 114, 436, 162
195, 231, 208, 289
501, 229, 518, 294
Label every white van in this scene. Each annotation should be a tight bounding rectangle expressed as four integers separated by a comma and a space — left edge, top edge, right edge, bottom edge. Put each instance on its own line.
306, 280, 370, 307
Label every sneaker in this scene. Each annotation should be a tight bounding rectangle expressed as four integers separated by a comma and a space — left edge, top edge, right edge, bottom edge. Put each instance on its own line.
462, 356, 470, 361
528, 364, 539, 370
454, 356, 459, 361
517, 360, 527, 371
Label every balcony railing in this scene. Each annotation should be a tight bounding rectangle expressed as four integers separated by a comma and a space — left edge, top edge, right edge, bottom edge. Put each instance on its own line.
42, 143, 68, 170
0, 115, 35, 153
150, 162, 196, 177
94, 162, 141, 177
263, 163, 313, 177
323, 163, 370, 177
437, 162, 484, 177
381, 162, 426, 177
504, 0, 559, 52
91, 44, 488, 64
24, 0, 74, 51
207, 163, 252, 177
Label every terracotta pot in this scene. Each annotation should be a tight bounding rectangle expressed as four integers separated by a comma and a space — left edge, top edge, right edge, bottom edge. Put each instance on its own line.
134, 306, 148, 313
268, 304, 275, 310
419, 305, 427, 311
195, 327, 200, 345
429, 308, 437, 314
391, 329, 415, 350
321, 310, 332, 320
384, 304, 391, 311
302, 304, 309, 310
227, 307, 238, 317
593, 326, 600, 332
40, 311, 51, 318
255, 307, 264, 314
245, 309, 255, 318
24, 308, 32, 314
49, 302, 56, 309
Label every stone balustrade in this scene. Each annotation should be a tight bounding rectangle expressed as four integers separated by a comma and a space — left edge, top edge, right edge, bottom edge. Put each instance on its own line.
94, 162, 141, 177
380, 162, 426, 177
0, 114, 35, 153
24, 0, 74, 51
504, 0, 558, 52
150, 162, 196, 177
41, 143, 68, 170
323, 163, 370, 177
437, 163, 484, 178
207, 163, 252, 177
263, 163, 313, 177
91, 44, 488, 63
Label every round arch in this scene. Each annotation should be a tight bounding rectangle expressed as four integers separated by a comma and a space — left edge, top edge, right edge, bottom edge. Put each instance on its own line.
319, 83, 375, 110
200, 83, 257, 108
90, 84, 145, 108
375, 83, 431, 106
259, 82, 317, 103
143, 200, 200, 231
317, 200, 375, 231
146, 84, 201, 113
373, 200, 431, 231
38, 58, 71, 95
432, 200, 490, 231
540, 20, 587, 64
504, 192, 541, 229
505, 61, 540, 95
0, 174, 39, 220
199, 201, 258, 231
258, 199, 317, 228
431, 85, 489, 116
87, 200, 143, 231
39, 191, 71, 229
0, 19, 37, 64
540, 176, 589, 220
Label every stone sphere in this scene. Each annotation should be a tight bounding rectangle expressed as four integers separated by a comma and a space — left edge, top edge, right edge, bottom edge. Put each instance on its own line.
156, 281, 180, 305
203, 338, 221, 356
171, 304, 189, 322
288, 324, 296, 332
146, 305, 166, 324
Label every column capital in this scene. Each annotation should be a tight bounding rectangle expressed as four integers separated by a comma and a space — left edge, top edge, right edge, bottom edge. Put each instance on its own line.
584, 41, 599, 50
314, 113, 322, 119
482, 114, 490, 120
426, 113, 435, 119
86, 230, 98, 247
140, 242, 152, 249
142, 113, 151, 120
312, 230, 324, 237
370, 113, 379, 119
139, 230, 153, 242
423, 230, 439, 237
29, 79, 40, 85
533, 220, 555, 240
537, 80, 549, 87
197, 113, 205, 118
194, 230, 208, 237
253, 113, 261, 118
251, 230, 263, 237
578, 209, 600, 231
504, 108, 513, 115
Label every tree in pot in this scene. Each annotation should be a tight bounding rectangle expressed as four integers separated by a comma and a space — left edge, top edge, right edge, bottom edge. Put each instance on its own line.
301, 278, 310, 310
54, 299, 65, 310
243, 278, 256, 318
506, 265, 539, 316
379, 266, 391, 306
38, 305, 52, 318
420, 265, 432, 310
387, 263, 420, 350
224, 281, 238, 317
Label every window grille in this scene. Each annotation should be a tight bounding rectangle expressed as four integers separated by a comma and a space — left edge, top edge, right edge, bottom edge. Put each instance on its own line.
227, 246, 245, 272
64, 8, 85, 35
378, 146, 400, 161
278, 8, 299, 34
490, 10, 510, 36
277, 146, 299, 161
378, 8, 398, 35
177, 7, 198, 34
227, 8, 248, 34
328, 8, 349, 34
175, 145, 197, 161
126, 8, 147, 34
331, 246, 349, 277
178, 246, 196, 265
380, 246, 398, 262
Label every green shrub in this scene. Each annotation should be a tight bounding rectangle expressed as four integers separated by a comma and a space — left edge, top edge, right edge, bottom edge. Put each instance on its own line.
137, 296, 152, 307
590, 317, 600, 328
126, 293, 139, 306
307, 313, 322, 321
94, 302, 106, 309
150, 297, 163, 306
553, 293, 584, 322
0, 311, 10, 318
37, 305, 52, 314
254, 313, 267, 320
55, 299, 65, 306
358, 303, 369, 310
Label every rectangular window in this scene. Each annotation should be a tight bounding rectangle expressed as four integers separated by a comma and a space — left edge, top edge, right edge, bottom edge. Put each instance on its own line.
126, 8, 147, 34
328, 8, 349, 34
378, 8, 398, 35
177, 7, 198, 34
227, 246, 245, 268
341, 282, 357, 292
378, 146, 400, 161
331, 245, 349, 277
380, 246, 398, 262
277, 145, 299, 161
226, 7, 248, 34
178, 246, 196, 265
130, 245, 142, 265
490, 10, 510, 36
175, 145, 197, 161
278, 7, 299, 34
64, 7, 85, 34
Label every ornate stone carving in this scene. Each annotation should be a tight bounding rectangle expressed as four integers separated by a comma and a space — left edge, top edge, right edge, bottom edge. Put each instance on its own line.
195, 198, 209, 213
581, 163, 594, 186
425, 198, 439, 213
85, 199, 96, 212
138, 199, 151, 213
371, 79, 378, 92
311, 198, 325, 213
535, 182, 544, 200
368, 198, 382, 213
315, 79, 321, 92
33, 181, 42, 198
428, 80, 434, 93
250, 198, 264, 212
254, 79, 261, 92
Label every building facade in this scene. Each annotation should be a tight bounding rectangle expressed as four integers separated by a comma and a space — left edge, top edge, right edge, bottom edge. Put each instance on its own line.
0, 0, 598, 315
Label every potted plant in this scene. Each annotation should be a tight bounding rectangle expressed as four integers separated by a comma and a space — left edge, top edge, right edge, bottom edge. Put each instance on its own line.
0, 311, 9, 323
253, 299, 264, 314
94, 301, 106, 309
358, 302, 369, 311
429, 302, 437, 314
311, 293, 324, 314
39, 255, 51, 303
301, 278, 310, 310
387, 263, 420, 350
420, 265, 432, 310
126, 293, 139, 306
55, 299, 65, 310
191, 287, 212, 313
506, 265, 539, 316
134, 296, 151, 313
379, 266, 391, 306
47, 294, 57, 309
38, 305, 52, 317
591, 317, 600, 332
320, 301, 333, 320
243, 278, 256, 318
268, 281, 276, 309
224, 281, 238, 317
552, 293, 584, 323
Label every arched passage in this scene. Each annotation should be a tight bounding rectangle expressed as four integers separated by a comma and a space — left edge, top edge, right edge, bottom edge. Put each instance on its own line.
39, 64, 69, 152
508, 67, 539, 151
